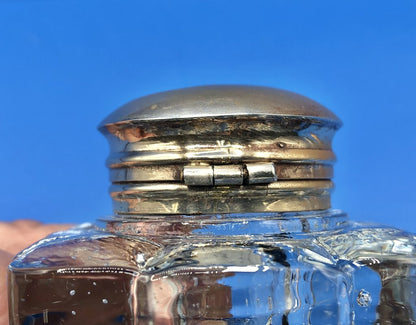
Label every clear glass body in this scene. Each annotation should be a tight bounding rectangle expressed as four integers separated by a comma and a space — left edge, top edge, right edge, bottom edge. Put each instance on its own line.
8, 210, 416, 325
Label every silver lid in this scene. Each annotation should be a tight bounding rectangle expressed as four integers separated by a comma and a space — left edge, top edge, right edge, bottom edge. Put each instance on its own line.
99, 85, 341, 215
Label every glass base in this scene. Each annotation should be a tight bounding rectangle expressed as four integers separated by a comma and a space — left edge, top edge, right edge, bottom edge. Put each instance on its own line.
8, 210, 416, 324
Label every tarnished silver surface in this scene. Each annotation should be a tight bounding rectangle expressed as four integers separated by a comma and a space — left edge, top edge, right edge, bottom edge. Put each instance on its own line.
99, 85, 341, 125
183, 165, 214, 186
110, 180, 333, 214
100, 85, 340, 215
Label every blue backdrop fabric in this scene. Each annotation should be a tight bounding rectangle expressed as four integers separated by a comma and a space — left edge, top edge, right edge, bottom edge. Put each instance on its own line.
0, 1, 415, 231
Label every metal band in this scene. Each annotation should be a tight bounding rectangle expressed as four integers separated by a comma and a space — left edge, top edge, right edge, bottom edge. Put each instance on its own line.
110, 163, 333, 183
110, 180, 333, 214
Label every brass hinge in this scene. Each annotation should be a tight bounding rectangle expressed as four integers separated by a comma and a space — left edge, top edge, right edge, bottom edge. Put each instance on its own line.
183, 162, 277, 186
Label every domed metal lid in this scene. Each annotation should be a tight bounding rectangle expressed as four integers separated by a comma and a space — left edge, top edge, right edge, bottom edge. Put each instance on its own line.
100, 85, 340, 215
99, 85, 340, 126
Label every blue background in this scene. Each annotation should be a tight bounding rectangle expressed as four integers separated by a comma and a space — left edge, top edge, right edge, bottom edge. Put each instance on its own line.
1, 1, 415, 231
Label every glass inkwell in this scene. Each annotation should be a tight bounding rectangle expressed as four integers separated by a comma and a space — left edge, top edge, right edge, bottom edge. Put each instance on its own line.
8, 85, 416, 324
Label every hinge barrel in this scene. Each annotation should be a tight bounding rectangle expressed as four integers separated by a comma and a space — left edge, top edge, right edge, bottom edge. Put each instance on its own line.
183, 163, 277, 186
